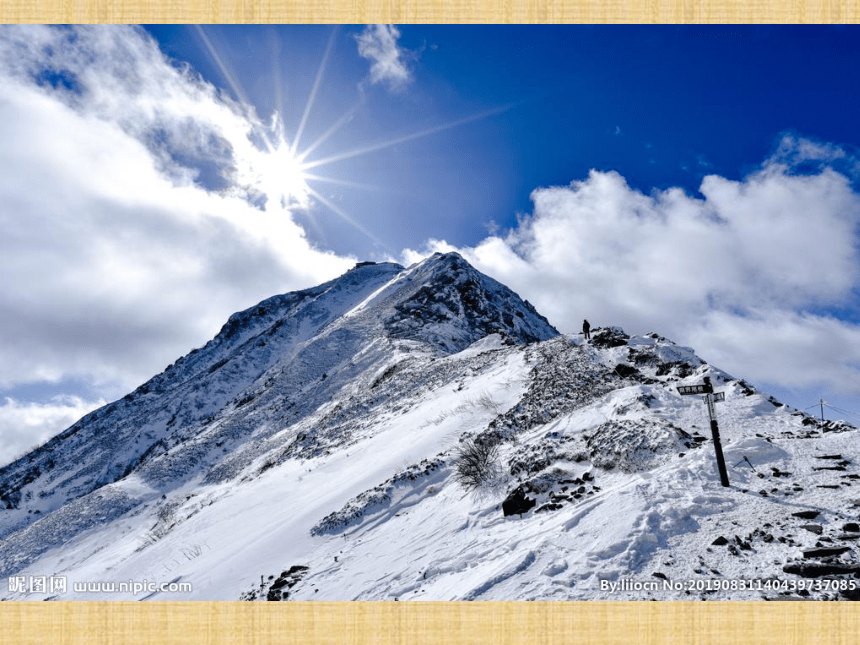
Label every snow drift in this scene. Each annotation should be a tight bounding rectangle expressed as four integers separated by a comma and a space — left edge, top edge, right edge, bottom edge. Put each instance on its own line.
1, 252, 858, 601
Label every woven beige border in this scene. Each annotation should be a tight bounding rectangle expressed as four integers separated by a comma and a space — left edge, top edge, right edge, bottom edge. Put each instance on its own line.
0, 0, 858, 23
1, 3, 859, 642
2, 600, 860, 643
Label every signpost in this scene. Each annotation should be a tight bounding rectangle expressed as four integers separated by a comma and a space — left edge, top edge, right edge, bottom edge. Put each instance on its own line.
677, 376, 730, 487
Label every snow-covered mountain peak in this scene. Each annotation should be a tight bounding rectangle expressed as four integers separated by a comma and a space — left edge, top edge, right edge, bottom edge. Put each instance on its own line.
382, 252, 558, 351
211, 260, 405, 349
0, 255, 555, 520
2, 256, 858, 601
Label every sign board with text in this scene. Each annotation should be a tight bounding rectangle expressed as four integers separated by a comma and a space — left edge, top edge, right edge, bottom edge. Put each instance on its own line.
677, 383, 713, 395
677, 377, 730, 487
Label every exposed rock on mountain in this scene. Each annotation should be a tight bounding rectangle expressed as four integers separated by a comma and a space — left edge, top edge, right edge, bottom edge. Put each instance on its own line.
1, 253, 858, 601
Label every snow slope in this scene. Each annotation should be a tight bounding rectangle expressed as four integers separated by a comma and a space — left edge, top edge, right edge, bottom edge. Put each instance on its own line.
1, 254, 858, 601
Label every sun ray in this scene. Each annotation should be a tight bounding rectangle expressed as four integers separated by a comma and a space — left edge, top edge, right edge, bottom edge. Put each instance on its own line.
296, 99, 364, 163
293, 201, 328, 242
194, 28, 252, 112
305, 185, 389, 250
301, 103, 516, 171
194, 25, 275, 154
302, 173, 384, 192
290, 27, 339, 156
271, 31, 286, 142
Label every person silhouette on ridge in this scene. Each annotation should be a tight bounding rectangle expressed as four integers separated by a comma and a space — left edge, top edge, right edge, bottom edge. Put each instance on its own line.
582, 319, 591, 341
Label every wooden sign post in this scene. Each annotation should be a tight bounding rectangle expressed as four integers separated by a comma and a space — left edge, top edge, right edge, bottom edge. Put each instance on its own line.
677, 376, 730, 487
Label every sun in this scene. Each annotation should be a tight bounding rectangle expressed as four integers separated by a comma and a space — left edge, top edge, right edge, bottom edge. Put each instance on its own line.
257, 140, 312, 210
194, 24, 510, 244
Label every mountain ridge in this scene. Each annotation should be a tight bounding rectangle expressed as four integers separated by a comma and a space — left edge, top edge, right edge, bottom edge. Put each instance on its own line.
0, 253, 556, 534
2, 253, 859, 601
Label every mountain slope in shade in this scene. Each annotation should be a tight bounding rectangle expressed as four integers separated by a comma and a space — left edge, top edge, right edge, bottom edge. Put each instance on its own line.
1, 253, 859, 601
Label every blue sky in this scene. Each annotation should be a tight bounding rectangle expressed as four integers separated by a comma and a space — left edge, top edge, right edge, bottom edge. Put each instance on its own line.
2, 24, 860, 461
146, 25, 860, 256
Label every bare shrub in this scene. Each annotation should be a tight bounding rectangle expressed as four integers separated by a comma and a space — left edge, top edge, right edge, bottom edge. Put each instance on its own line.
453, 437, 506, 498
474, 392, 501, 415
136, 504, 178, 551
181, 543, 209, 560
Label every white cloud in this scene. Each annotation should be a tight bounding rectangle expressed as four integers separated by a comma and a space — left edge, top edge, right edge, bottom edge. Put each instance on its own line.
0, 396, 106, 466
355, 25, 413, 91
771, 133, 847, 166
688, 309, 860, 392
403, 138, 860, 401
0, 25, 353, 394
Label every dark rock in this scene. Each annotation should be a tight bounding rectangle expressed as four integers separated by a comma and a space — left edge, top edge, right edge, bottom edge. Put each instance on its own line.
265, 565, 309, 601
815, 454, 843, 460
711, 536, 729, 546
792, 510, 820, 520
843, 522, 860, 533
534, 503, 563, 513
591, 328, 629, 348
802, 547, 851, 559
800, 524, 824, 535
613, 363, 639, 378
783, 562, 860, 577
651, 572, 668, 581
502, 487, 537, 517
840, 587, 860, 601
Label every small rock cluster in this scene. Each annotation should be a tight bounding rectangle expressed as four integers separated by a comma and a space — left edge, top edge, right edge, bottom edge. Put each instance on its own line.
502, 470, 599, 517
240, 565, 309, 601
705, 507, 860, 600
